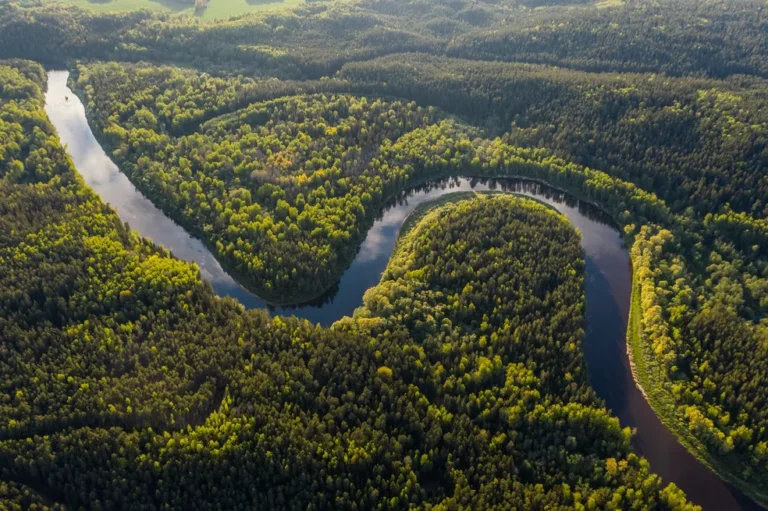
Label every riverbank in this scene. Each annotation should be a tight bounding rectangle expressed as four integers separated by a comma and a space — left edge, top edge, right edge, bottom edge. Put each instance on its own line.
396, 190, 562, 249
46, 69, 763, 509
396, 191, 478, 248
627, 276, 768, 509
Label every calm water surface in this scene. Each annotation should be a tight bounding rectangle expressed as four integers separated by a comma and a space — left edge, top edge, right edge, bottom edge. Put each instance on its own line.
45, 70, 761, 510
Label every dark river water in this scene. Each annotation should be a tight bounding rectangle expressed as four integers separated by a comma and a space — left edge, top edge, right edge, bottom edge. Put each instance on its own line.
44, 70, 761, 510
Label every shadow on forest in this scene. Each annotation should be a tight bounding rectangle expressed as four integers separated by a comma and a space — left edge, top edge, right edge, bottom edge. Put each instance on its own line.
0, 381, 228, 508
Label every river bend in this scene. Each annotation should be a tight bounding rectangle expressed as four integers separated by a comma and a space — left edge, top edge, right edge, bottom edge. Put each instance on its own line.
44, 70, 759, 510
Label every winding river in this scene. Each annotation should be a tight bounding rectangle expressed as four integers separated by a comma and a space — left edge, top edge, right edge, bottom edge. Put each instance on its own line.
44, 70, 760, 510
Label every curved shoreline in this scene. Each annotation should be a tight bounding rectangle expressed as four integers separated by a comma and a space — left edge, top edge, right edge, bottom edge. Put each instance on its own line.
627, 276, 768, 509
394, 192, 768, 511
67, 67, 627, 310
44, 70, 762, 510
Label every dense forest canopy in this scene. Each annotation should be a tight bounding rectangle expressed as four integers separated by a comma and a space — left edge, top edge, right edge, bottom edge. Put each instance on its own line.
71, 57, 768, 303
339, 54, 768, 218
76, 61, 448, 301
1, 0, 768, 507
0, 0, 767, 78
0, 62, 698, 508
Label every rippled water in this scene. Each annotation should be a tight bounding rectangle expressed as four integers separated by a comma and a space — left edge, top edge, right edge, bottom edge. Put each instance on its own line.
45, 70, 760, 510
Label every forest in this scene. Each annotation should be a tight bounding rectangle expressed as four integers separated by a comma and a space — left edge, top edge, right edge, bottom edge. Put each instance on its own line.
0, 0, 766, 79
1, 0, 768, 508
0, 60, 698, 509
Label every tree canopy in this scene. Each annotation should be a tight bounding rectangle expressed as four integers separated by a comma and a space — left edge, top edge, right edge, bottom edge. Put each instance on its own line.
0, 63, 699, 509
0, 0, 767, 506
